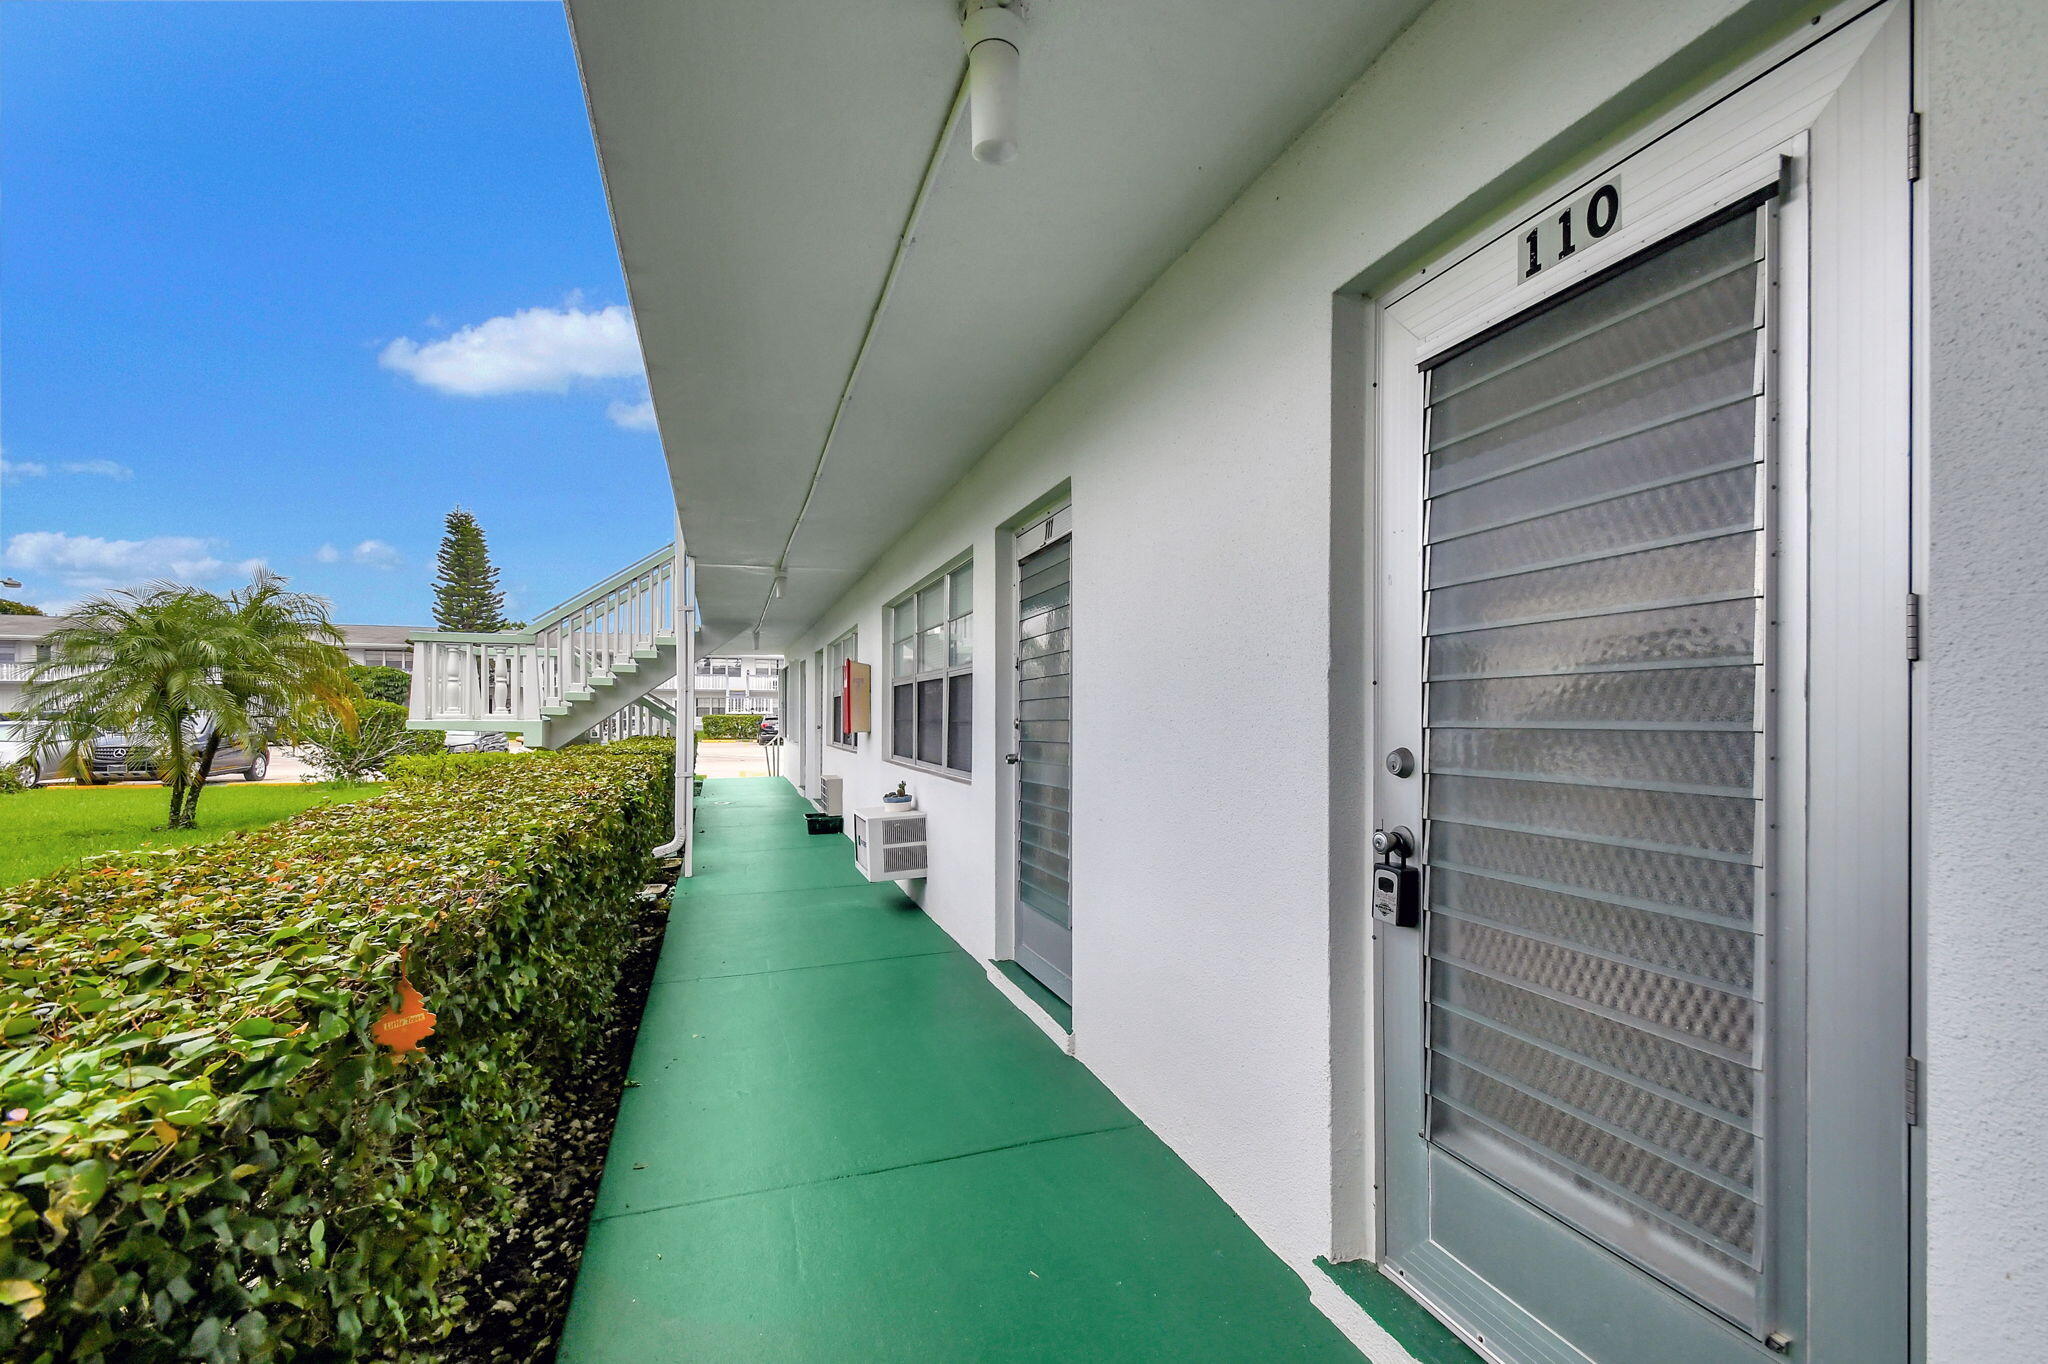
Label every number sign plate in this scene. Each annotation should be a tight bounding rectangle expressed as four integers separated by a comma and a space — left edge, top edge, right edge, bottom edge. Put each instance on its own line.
1517, 178, 1623, 282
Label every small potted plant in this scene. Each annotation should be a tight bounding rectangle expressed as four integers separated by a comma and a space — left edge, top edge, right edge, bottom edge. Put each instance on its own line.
882, 780, 914, 810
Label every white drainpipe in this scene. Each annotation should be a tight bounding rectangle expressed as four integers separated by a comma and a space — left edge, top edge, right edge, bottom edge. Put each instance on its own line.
652, 534, 695, 873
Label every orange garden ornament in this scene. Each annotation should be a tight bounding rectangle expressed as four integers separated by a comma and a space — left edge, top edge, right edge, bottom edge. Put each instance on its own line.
372, 948, 437, 1058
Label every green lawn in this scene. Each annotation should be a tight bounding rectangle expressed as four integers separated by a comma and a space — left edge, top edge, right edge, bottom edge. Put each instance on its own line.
0, 782, 385, 888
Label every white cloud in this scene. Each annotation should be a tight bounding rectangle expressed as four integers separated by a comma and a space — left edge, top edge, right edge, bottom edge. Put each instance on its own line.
59, 459, 134, 480
379, 304, 643, 396
3, 532, 265, 593
315, 539, 402, 569
606, 397, 658, 431
2, 455, 134, 482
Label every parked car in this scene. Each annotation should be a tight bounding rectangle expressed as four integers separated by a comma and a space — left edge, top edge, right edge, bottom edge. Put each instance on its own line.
0, 720, 65, 788
442, 730, 510, 754
757, 715, 780, 741
83, 720, 270, 784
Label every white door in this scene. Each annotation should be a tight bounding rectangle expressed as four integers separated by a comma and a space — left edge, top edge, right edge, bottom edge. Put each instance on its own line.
1012, 504, 1074, 1000
811, 649, 827, 796
1371, 10, 1910, 1362
789, 660, 807, 789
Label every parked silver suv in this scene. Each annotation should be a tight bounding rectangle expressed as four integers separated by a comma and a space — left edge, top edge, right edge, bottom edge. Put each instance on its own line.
0, 720, 64, 788
85, 721, 270, 784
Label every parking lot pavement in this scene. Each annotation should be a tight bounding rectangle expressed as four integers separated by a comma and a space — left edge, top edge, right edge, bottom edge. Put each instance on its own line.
262, 749, 319, 784
693, 739, 783, 779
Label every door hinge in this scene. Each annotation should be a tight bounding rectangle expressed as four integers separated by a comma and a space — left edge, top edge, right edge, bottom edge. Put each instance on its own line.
1907, 110, 1922, 182
1905, 1055, 1923, 1126
1905, 592, 1922, 661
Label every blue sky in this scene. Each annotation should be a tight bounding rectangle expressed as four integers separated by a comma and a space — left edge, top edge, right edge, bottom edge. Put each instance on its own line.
0, 1, 670, 624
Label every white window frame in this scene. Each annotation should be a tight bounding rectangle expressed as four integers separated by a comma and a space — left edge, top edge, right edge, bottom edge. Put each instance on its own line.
826, 628, 858, 750
888, 556, 974, 779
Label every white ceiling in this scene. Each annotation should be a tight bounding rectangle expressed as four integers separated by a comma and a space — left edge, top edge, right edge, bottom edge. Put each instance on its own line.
566, 0, 1428, 651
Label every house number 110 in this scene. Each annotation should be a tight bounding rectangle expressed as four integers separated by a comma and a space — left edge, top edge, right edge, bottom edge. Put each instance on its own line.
1518, 180, 1623, 283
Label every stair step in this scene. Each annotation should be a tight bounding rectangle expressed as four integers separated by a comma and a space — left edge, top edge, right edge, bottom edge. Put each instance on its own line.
566, 688, 595, 703
542, 705, 571, 718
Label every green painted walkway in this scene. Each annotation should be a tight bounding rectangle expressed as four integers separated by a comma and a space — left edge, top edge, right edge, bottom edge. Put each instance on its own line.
557, 777, 1367, 1362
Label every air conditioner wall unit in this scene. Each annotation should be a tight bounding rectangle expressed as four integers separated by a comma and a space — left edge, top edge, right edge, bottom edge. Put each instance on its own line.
850, 806, 929, 882
820, 775, 843, 816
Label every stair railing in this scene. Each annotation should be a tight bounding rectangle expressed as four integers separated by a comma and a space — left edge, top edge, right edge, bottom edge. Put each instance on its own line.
409, 543, 676, 726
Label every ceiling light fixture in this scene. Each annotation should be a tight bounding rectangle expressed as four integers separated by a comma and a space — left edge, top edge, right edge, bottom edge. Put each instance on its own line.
962, 2, 1022, 165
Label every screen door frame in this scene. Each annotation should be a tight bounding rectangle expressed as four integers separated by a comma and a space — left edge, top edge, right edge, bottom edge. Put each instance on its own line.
1011, 501, 1075, 1002
1366, 5, 1912, 1360
812, 647, 826, 796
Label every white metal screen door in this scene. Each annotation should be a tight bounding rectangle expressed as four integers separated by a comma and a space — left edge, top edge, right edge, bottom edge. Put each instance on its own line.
1013, 505, 1074, 1001
1371, 10, 1910, 1362
812, 648, 825, 796
790, 661, 808, 793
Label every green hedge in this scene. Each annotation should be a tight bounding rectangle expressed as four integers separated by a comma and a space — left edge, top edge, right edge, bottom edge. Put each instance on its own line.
0, 740, 674, 1362
343, 666, 412, 709
383, 751, 525, 784
386, 737, 675, 785
697, 713, 762, 740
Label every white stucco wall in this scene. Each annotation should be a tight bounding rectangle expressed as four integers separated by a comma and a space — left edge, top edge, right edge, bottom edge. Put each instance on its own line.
1925, 1, 2048, 1357
788, 0, 1847, 1278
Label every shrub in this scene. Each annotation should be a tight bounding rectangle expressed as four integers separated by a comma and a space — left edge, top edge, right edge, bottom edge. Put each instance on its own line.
296, 699, 441, 782
582, 737, 675, 757
698, 713, 761, 740
385, 751, 524, 784
0, 768, 25, 796
0, 740, 674, 1362
387, 739, 675, 786
344, 665, 412, 708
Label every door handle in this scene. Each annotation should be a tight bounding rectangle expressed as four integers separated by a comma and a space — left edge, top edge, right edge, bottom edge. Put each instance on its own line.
1005, 753, 1021, 765
1371, 827, 1414, 859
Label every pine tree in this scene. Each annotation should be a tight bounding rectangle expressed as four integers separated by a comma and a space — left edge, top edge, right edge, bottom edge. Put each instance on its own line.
431, 508, 512, 631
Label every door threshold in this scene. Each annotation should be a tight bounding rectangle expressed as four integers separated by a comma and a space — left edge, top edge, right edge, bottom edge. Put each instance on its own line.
985, 960, 1073, 1053
1311, 1258, 1488, 1364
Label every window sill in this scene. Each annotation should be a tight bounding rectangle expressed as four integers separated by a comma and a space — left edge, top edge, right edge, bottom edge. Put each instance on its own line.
884, 755, 972, 786
827, 741, 858, 753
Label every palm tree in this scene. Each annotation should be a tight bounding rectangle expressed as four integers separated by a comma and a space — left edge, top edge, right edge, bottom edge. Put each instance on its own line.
190, 574, 357, 824
22, 573, 355, 829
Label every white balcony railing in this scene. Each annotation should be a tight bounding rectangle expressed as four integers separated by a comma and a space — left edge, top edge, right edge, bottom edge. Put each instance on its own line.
0, 662, 89, 684
410, 544, 679, 726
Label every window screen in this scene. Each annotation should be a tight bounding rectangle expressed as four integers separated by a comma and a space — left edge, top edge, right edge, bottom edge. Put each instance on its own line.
1420, 207, 1770, 1328
890, 560, 973, 775
827, 631, 856, 749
